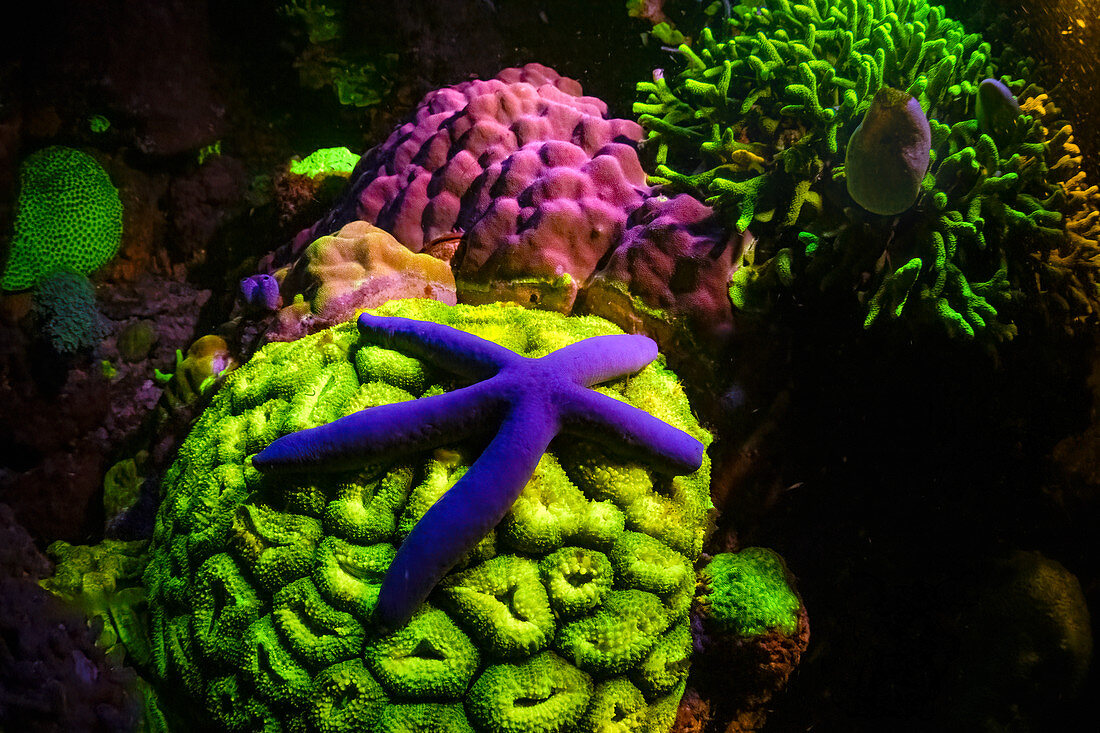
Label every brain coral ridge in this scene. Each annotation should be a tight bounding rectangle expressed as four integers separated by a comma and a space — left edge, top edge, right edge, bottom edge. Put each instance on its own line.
143, 298, 713, 733
636, 0, 1100, 338
270, 62, 739, 357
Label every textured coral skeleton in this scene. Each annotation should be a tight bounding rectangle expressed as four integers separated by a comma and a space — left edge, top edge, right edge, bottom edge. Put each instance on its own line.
254, 311, 706, 628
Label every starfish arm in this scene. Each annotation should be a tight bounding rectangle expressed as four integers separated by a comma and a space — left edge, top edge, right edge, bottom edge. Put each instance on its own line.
540, 334, 659, 387
559, 386, 705, 475
373, 400, 558, 629
251, 381, 504, 473
358, 313, 521, 380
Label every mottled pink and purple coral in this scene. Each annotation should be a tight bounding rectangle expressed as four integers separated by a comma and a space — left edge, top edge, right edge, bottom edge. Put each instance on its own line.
265, 64, 740, 362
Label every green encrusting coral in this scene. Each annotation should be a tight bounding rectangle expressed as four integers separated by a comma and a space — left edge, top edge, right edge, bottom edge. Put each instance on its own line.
2, 146, 123, 291
696, 547, 801, 637
635, 0, 1100, 338
142, 298, 713, 732
288, 146, 359, 178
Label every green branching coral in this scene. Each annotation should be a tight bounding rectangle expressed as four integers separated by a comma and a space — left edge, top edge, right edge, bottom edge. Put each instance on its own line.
142, 298, 713, 732
636, 0, 1100, 338
2, 146, 123, 291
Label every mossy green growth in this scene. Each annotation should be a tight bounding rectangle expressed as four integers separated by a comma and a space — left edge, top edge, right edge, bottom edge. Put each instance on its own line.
697, 548, 801, 637
637, 0, 1100, 338
142, 298, 713, 732
41, 538, 153, 668
2, 146, 123, 291
288, 146, 359, 178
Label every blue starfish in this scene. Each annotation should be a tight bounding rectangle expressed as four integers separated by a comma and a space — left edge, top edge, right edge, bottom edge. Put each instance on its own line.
253, 312, 706, 629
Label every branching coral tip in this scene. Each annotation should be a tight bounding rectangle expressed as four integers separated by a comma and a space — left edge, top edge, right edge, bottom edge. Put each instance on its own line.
253, 312, 706, 628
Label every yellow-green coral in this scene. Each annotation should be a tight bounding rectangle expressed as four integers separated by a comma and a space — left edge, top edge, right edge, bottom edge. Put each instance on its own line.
2, 146, 123, 291
41, 538, 152, 668
142, 299, 713, 731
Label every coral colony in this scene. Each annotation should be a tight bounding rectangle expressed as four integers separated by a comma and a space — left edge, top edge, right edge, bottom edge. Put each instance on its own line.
253, 311, 706, 628
4, 2, 1096, 732
143, 300, 716, 731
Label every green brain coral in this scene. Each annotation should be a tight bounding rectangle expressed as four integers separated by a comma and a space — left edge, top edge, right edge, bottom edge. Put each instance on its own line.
636, 0, 1100, 338
143, 298, 713, 732
2, 146, 123, 291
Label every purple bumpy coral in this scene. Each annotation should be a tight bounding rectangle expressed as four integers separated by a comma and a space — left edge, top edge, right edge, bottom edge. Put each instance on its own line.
271, 64, 738, 365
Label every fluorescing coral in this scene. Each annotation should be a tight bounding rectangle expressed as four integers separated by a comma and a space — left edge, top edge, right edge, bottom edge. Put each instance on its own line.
288, 146, 359, 178
161, 335, 238, 410
252, 310, 704, 628
41, 538, 153, 670
270, 63, 740, 367
263, 221, 457, 342
143, 298, 713, 732
635, 0, 1100, 338
280, 0, 398, 107
696, 547, 801, 637
1, 146, 123, 291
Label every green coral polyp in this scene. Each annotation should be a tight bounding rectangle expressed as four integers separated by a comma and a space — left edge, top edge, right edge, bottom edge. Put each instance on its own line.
638, 0, 1100, 338
540, 547, 614, 619
466, 652, 593, 733
142, 299, 713, 732
438, 554, 556, 659
365, 605, 481, 698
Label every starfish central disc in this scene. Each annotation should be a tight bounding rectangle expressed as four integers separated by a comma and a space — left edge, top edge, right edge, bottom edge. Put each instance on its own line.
253, 312, 705, 628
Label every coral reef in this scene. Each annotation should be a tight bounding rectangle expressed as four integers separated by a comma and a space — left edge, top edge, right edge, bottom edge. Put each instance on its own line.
937, 550, 1093, 730
635, 0, 1100, 338
41, 538, 153, 669
143, 299, 713, 731
1, 146, 123, 291
160, 334, 238, 410
265, 63, 739, 371
0, 504, 142, 732
685, 547, 809, 733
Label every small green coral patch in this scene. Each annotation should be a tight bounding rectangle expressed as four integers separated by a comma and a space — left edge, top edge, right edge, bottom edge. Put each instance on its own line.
698, 547, 802, 637
289, 146, 359, 178
365, 604, 481, 698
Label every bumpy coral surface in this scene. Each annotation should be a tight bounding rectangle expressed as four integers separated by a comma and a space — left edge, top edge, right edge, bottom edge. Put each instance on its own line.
31, 269, 109, 354
636, 0, 1100, 338
143, 299, 712, 732
279, 63, 739, 359
266, 221, 458, 342
1, 146, 124, 291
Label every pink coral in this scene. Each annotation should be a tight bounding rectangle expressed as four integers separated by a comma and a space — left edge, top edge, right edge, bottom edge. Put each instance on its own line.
270, 64, 740, 367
